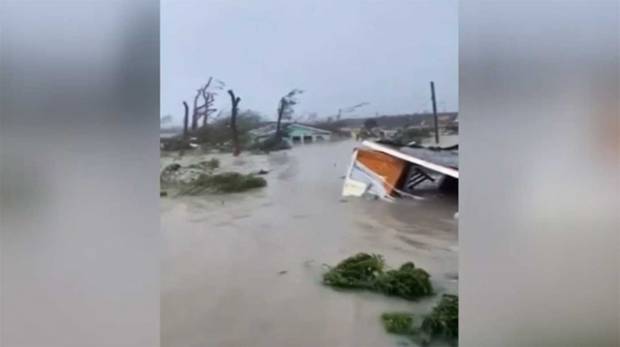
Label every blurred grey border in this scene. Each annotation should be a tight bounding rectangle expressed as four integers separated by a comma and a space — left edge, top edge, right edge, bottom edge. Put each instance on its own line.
460, 1, 619, 346
1, 1, 618, 346
0, 1, 160, 346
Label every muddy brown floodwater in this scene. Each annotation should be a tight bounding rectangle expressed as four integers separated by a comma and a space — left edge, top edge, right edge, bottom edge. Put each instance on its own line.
161, 139, 458, 347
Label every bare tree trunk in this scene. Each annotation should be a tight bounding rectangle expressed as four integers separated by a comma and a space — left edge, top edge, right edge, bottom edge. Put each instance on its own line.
276, 98, 284, 139
182, 101, 189, 139
191, 89, 201, 131
228, 89, 241, 156
201, 92, 214, 128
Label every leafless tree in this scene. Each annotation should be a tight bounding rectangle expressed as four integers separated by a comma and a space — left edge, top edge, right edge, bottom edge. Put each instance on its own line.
276, 89, 303, 138
202, 88, 214, 128
227, 89, 242, 156
191, 77, 224, 131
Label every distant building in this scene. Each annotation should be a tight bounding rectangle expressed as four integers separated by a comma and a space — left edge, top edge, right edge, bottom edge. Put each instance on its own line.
249, 122, 332, 145
287, 123, 332, 144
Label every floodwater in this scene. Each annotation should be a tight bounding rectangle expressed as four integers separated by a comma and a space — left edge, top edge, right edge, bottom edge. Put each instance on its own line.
161, 140, 458, 347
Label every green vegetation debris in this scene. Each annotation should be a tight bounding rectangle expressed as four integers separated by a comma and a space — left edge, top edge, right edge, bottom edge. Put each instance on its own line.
381, 312, 415, 335
380, 294, 459, 346
375, 262, 433, 300
322, 253, 384, 289
182, 172, 266, 195
420, 294, 458, 342
322, 253, 433, 301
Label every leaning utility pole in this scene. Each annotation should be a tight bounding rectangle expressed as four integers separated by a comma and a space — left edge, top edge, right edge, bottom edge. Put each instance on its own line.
430, 81, 439, 144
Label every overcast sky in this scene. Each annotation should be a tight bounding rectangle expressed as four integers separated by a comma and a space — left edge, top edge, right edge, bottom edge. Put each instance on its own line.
161, 0, 457, 124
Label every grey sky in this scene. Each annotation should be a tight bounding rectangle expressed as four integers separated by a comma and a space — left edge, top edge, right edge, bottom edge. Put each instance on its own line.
161, 0, 457, 124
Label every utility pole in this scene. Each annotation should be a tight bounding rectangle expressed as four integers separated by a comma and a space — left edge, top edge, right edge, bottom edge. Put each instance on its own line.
430, 81, 439, 144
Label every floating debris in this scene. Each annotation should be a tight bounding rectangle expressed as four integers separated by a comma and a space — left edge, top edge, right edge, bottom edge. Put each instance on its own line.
381, 312, 415, 335
419, 294, 458, 343
380, 294, 458, 345
323, 253, 384, 290
322, 253, 432, 301
342, 140, 458, 201
375, 262, 433, 300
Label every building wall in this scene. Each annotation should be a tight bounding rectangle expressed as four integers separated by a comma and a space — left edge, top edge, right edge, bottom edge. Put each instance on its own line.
287, 126, 331, 144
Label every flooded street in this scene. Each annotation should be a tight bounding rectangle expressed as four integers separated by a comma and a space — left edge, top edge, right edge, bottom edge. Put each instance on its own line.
161, 140, 458, 347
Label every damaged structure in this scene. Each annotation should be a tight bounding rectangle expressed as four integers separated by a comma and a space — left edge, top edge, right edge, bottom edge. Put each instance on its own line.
342, 140, 458, 201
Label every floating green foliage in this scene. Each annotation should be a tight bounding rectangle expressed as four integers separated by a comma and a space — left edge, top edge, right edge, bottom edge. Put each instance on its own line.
322, 253, 432, 301
420, 294, 458, 341
375, 262, 433, 300
182, 172, 266, 195
322, 253, 384, 289
381, 312, 415, 335
380, 295, 459, 346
